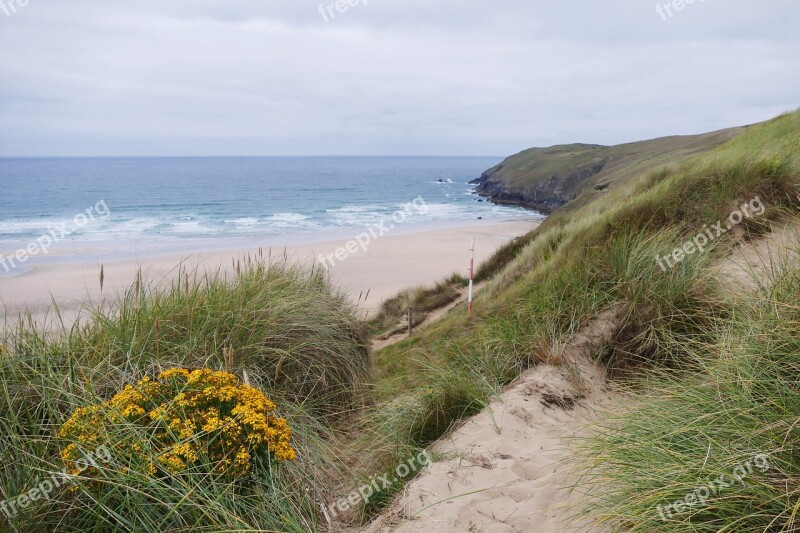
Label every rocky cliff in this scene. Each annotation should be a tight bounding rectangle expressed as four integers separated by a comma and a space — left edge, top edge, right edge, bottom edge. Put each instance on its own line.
471, 127, 747, 215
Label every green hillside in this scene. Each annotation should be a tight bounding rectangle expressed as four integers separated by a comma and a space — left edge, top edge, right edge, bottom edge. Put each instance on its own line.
472, 126, 746, 214
2, 110, 799, 531
372, 109, 800, 530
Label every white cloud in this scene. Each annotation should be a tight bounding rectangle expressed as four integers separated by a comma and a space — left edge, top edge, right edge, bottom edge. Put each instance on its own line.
0, 0, 798, 156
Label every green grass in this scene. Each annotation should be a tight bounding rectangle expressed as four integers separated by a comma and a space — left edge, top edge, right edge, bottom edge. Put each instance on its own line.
0, 259, 369, 531
366, 273, 466, 338
3, 110, 800, 531
577, 240, 800, 532
473, 124, 745, 214
360, 109, 800, 526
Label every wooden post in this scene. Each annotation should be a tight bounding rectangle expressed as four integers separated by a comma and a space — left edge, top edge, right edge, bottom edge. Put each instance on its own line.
468, 237, 475, 316
407, 306, 413, 337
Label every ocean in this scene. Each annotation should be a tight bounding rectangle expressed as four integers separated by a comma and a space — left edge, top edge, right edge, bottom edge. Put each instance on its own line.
0, 156, 538, 264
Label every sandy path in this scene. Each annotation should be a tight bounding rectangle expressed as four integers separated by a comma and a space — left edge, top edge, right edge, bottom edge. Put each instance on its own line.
714, 220, 800, 290
363, 221, 800, 533
363, 306, 626, 533
371, 283, 480, 351
360, 221, 800, 533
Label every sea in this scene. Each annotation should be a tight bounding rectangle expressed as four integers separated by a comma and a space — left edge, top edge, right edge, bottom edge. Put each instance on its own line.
0, 156, 539, 271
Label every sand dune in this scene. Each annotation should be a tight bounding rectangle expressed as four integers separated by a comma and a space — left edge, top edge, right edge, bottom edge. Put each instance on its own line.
363, 306, 627, 533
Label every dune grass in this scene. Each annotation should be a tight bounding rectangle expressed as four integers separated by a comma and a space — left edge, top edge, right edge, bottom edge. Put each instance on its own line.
0, 259, 369, 532
366, 273, 466, 338
2, 110, 800, 531
577, 239, 800, 532
357, 110, 800, 526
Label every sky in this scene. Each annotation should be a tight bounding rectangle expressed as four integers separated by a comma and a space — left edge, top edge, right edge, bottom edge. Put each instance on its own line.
0, 0, 798, 157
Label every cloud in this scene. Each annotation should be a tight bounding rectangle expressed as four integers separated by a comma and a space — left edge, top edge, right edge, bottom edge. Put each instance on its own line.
0, 0, 798, 156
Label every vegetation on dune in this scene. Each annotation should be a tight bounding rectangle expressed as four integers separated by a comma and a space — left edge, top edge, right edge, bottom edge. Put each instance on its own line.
0, 260, 368, 531
59, 368, 297, 480
2, 110, 800, 531
579, 241, 800, 531
366, 273, 466, 338
364, 110, 800, 527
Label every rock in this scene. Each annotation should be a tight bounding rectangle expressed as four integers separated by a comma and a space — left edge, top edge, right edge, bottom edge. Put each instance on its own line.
468, 128, 744, 216
470, 154, 607, 215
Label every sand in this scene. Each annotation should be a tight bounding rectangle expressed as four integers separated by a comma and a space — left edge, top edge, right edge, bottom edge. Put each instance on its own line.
0, 219, 539, 332
361, 306, 628, 533
357, 222, 800, 533
714, 220, 800, 291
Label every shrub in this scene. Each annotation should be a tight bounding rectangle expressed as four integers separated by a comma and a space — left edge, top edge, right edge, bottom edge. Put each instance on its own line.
59, 368, 296, 480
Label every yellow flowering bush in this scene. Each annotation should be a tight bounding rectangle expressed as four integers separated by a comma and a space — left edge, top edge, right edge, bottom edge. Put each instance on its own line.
59, 368, 296, 478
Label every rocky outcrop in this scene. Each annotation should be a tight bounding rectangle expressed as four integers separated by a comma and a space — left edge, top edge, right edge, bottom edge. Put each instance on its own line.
470, 158, 608, 214
470, 127, 746, 216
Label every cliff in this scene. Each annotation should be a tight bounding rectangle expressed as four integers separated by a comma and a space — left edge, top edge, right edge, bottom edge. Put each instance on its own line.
471, 127, 747, 215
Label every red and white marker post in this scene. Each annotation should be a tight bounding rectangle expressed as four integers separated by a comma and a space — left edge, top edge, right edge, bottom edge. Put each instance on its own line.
468, 237, 475, 316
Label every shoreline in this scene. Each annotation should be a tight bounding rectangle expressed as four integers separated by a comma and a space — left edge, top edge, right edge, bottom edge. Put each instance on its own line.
0, 213, 537, 270
0, 218, 540, 332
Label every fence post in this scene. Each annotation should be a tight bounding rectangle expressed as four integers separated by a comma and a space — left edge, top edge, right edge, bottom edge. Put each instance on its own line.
468, 237, 475, 316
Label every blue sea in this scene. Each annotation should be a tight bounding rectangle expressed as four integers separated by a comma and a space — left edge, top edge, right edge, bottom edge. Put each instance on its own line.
0, 157, 537, 264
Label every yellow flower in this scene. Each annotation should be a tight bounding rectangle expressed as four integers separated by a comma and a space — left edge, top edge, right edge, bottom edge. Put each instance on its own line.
149, 405, 168, 421
158, 453, 186, 473
158, 368, 190, 381
60, 443, 77, 463
121, 404, 146, 417
59, 367, 296, 480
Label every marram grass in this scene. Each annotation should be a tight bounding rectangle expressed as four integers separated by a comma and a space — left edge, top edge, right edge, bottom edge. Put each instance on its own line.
577, 241, 800, 532
365, 110, 800, 528
2, 111, 800, 531
0, 258, 368, 532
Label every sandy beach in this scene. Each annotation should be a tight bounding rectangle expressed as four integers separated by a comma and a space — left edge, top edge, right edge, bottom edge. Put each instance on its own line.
0, 219, 539, 331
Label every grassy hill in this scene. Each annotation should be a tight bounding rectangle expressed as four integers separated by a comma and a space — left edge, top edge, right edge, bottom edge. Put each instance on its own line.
2, 110, 799, 532
472, 126, 746, 214
370, 109, 800, 530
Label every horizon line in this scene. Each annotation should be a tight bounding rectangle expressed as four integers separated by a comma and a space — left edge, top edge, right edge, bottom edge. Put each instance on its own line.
0, 154, 504, 159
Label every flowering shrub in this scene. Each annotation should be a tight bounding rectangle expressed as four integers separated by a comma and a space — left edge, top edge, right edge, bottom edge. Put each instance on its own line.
59, 368, 296, 478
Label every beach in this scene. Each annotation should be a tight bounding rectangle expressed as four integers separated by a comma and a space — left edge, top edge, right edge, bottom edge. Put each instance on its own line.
0, 219, 539, 331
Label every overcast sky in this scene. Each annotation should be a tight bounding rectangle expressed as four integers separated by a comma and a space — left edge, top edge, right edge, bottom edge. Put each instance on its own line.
0, 0, 797, 157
